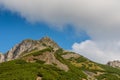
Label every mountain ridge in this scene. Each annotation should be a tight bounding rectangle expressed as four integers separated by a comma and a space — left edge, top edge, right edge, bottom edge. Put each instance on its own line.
0, 37, 120, 80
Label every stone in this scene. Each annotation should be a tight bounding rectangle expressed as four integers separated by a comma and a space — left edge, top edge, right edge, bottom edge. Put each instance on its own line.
0, 53, 5, 63
107, 60, 120, 68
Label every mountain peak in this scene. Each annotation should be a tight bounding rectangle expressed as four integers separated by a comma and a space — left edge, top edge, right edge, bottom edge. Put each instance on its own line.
4, 37, 60, 61
40, 36, 55, 44
40, 36, 51, 41
22, 39, 34, 42
39, 36, 60, 49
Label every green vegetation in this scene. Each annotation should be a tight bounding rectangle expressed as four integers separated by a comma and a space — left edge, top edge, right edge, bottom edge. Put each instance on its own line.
42, 43, 47, 46
32, 48, 53, 56
97, 73, 120, 80
36, 60, 45, 64
55, 49, 87, 79
75, 56, 88, 63
24, 47, 53, 57
0, 48, 120, 80
98, 64, 120, 75
0, 60, 37, 80
0, 59, 87, 80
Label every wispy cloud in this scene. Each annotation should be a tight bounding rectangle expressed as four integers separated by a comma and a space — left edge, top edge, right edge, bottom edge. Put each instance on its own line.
0, 0, 120, 63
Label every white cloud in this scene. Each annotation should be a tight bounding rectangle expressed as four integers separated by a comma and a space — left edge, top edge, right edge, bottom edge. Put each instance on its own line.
72, 40, 120, 64
0, 0, 120, 63
0, 0, 120, 40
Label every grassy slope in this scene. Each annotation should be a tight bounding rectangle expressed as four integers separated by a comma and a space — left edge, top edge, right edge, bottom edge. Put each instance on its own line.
0, 48, 120, 80
0, 59, 87, 80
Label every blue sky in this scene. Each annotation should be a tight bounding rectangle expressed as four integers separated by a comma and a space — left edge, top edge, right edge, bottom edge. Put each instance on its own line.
1, 0, 120, 63
0, 10, 89, 53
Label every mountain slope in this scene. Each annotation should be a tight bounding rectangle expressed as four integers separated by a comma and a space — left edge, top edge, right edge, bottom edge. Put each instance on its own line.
0, 37, 120, 80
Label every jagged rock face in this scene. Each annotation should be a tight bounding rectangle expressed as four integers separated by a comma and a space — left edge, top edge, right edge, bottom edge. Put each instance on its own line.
5, 37, 60, 61
5, 40, 36, 61
107, 60, 120, 68
0, 53, 5, 63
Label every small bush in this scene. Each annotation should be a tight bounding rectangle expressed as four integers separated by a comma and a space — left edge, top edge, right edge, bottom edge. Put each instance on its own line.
97, 73, 120, 80
75, 56, 87, 63
42, 43, 47, 46
55, 48, 63, 54
32, 48, 52, 56
36, 60, 45, 64
14, 60, 27, 64
37, 72, 43, 77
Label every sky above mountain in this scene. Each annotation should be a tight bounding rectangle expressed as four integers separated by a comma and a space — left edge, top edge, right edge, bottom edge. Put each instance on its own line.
0, 0, 120, 64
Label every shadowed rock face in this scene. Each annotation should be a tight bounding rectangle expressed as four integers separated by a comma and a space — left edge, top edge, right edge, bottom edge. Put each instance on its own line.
107, 60, 120, 68
2, 37, 60, 61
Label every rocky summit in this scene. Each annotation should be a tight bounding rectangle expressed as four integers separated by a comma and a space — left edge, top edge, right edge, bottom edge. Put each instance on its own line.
2, 36, 60, 62
0, 37, 120, 80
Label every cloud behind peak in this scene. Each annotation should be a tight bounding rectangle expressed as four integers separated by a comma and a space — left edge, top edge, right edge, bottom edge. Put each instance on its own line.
1, 0, 120, 40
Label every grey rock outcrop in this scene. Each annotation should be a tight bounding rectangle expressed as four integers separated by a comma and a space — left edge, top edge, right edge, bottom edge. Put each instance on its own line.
107, 60, 120, 68
25, 51, 69, 71
62, 53, 80, 59
0, 53, 5, 63
5, 37, 60, 61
